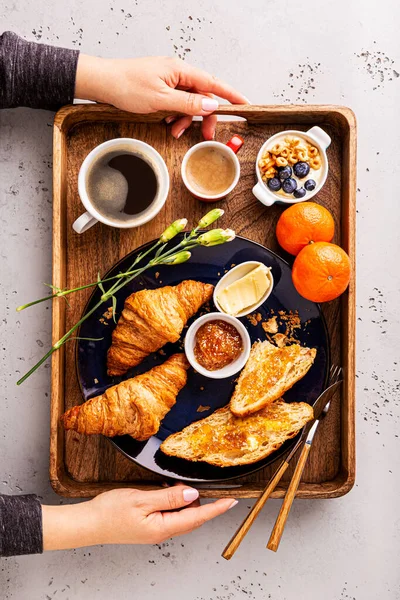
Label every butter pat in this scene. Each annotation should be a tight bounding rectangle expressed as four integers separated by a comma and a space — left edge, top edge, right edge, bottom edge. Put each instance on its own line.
217, 265, 271, 316
246, 435, 260, 451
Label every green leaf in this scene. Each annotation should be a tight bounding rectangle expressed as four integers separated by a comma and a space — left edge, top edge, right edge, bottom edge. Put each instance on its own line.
155, 243, 167, 258
97, 272, 106, 294
67, 336, 104, 342
111, 295, 117, 324
44, 282, 61, 293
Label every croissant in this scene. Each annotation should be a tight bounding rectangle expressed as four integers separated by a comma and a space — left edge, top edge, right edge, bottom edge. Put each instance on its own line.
61, 353, 189, 441
107, 280, 213, 376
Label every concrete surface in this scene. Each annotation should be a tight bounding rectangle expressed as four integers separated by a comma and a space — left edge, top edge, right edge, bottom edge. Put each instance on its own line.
0, 1, 399, 598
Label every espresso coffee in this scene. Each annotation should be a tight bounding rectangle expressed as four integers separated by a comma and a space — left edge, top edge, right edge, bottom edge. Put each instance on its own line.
185, 147, 236, 196
87, 151, 158, 222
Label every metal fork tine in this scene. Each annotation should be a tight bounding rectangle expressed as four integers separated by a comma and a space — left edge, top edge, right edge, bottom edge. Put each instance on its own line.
328, 365, 343, 387
321, 368, 341, 418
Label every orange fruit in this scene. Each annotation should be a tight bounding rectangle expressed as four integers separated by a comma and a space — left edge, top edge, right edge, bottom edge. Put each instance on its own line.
276, 202, 335, 256
292, 242, 351, 302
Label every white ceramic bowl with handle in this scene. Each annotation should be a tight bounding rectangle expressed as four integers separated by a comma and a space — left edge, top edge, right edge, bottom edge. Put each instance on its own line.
184, 312, 251, 379
213, 261, 274, 318
252, 126, 331, 207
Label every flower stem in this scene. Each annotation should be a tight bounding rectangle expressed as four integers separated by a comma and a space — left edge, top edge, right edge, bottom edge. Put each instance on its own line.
16, 215, 232, 384
17, 301, 102, 385
16, 347, 56, 386
16, 238, 195, 383
16, 295, 59, 311
16, 239, 163, 312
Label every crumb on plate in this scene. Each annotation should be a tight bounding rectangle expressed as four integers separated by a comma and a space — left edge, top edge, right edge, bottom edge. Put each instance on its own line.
262, 316, 278, 334
197, 405, 211, 413
273, 333, 287, 347
247, 313, 258, 326
103, 307, 113, 320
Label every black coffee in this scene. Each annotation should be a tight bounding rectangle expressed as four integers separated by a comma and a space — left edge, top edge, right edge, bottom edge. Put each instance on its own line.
87, 151, 158, 222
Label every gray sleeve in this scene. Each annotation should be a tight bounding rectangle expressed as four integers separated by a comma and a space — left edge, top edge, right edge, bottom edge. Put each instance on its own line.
0, 494, 43, 557
0, 31, 80, 110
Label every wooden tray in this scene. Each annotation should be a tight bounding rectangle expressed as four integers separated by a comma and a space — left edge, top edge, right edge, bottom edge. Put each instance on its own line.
50, 104, 356, 499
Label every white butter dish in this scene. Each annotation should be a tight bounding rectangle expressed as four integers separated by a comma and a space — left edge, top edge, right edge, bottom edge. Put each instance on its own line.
213, 261, 274, 318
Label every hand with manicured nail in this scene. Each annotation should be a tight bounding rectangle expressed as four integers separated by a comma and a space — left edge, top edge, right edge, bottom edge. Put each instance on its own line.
42, 485, 238, 550
75, 55, 248, 140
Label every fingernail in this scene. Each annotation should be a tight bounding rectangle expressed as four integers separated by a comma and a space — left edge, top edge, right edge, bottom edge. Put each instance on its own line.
243, 96, 252, 104
202, 98, 219, 112
176, 128, 186, 139
165, 116, 176, 124
204, 131, 215, 141
183, 488, 199, 502
228, 500, 238, 510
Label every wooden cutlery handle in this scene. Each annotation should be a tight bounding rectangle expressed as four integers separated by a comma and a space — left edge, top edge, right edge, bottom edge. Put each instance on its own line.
267, 443, 311, 552
222, 459, 289, 560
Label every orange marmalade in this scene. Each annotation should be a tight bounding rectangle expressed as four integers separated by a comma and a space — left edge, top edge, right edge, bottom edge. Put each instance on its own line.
194, 319, 243, 371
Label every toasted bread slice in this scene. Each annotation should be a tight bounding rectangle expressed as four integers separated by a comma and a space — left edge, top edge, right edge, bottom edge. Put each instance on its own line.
230, 341, 317, 417
160, 401, 313, 467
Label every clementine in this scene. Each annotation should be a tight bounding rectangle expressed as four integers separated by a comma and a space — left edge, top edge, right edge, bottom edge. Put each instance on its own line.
276, 202, 335, 256
292, 242, 351, 302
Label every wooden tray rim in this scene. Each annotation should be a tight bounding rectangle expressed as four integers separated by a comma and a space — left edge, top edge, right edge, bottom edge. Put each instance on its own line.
50, 104, 356, 499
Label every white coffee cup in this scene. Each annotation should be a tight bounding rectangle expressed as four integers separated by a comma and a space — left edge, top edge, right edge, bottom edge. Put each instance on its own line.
181, 135, 243, 202
73, 138, 170, 234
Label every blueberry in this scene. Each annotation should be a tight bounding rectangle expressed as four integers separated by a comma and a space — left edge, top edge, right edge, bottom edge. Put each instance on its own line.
267, 177, 281, 192
277, 165, 292, 180
282, 177, 297, 194
293, 161, 310, 178
293, 187, 306, 199
304, 179, 316, 191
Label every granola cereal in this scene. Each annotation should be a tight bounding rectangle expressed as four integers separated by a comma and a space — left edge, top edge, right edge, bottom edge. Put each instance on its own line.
258, 133, 324, 199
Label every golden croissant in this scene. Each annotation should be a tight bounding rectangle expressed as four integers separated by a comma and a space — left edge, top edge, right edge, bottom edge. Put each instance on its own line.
61, 353, 189, 441
107, 280, 213, 376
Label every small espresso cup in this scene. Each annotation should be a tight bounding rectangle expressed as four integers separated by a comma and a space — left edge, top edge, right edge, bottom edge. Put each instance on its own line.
73, 138, 170, 234
181, 135, 243, 202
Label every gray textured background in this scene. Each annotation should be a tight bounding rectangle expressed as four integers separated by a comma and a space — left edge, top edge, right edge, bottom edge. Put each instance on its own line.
1, 1, 399, 599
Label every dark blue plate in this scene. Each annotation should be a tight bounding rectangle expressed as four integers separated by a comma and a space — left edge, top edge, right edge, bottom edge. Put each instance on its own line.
76, 234, 330, 482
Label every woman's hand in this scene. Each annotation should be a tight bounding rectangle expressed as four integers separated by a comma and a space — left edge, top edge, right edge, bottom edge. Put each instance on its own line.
42, 486, 237, 550
75, 54, 248, 140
